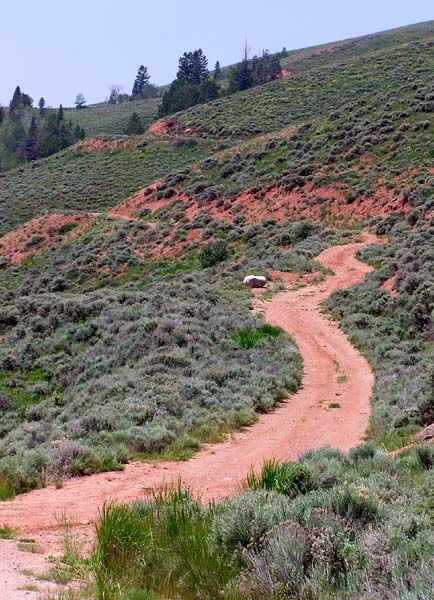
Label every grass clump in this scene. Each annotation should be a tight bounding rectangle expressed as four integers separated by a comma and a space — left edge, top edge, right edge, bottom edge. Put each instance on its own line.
0, 523, 16, 539
246, 459, 316, 498
231, 324, 283, 349
92, 486, 241, 600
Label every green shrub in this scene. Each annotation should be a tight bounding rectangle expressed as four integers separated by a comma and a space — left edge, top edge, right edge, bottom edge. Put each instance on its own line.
328, 485, 380, 527
415, 444, 434, 470
349, 442, 377, 462
199, 240, 229, 268
210, 490, 292, 554
0, 523, 16, 539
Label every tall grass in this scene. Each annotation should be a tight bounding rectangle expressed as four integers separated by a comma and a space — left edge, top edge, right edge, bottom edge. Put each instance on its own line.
231, 324, 283, 349
87, 447, 434, 599
246, 458, 316, 498
92, 485, 242, 600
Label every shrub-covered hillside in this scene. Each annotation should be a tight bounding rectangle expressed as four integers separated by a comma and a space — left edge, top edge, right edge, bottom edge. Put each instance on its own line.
0, 21, 432, 489
176, 35, 434, 137
64, 97, 160, 137
0, 134, 230, 235
1, 24, 432, 238
89, 446, 434, 599
0, 212, 343, 496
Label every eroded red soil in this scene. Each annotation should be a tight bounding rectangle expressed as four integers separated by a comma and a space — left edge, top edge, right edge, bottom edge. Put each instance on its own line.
0, 213, 96, 265
381, 276, 399, 296
148, 118, 183, 136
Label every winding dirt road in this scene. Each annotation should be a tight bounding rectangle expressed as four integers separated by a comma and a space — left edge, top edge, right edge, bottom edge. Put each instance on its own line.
0, 235, 376, 597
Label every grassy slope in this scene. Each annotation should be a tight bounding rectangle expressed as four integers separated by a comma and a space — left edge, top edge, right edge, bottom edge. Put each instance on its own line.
0, 135, 230, 235
64, 97, 160, 137
156, 39, 433, 219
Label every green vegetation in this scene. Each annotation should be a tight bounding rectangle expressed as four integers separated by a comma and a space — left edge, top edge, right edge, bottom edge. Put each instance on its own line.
325, 216, 434, 449
0, 214, 348, 495
160, 49, 219, 116
231, 324, 283, 350
0, 523, 16, 538
64, 98, 160, 137
154, 41, 433, 223
0, 20, 433, 599
0, 87, 84, 172
0, 135, 228, 235
86, 446, 434, 599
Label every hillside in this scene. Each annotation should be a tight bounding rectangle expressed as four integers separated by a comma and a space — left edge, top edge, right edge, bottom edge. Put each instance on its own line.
64, 97, 160, 137
0, 20, 433, 600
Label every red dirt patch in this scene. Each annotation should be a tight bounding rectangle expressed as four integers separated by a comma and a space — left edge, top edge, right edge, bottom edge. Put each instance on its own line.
148, 118, 183, 136
381, 276, 399, 296
108, 181, 172, 219
0, 213, 96, 265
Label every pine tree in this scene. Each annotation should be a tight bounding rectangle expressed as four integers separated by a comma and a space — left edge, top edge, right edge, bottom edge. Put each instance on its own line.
160, 49, 213, 116
39, 113, 60, 156
132, 66, 150, 97
20, 93, 33, 108
58, 123, 70, 149
125, 112, 144, 135
177, 50, 209, 84
74, 124, 85, 140
200, 78, 219, 102
25, 117, 38, 161
9, 86, 22, 113
0, 105, 4, 125
38, 97, 46, 116
57, 104, 64, 122
214, 61, 222, 80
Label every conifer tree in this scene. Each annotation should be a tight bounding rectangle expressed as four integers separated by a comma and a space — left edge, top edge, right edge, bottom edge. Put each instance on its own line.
159, 49, 215, 116
132, 66, 150, 97
214, 61, 222, 80
9, 86, 22, 113
39, 112, 60, 156
25, 117, 38, 161
125, 112, 144, 135
38, 97, 46, 116
57, 104, 64, 122
177, 50, 208, 84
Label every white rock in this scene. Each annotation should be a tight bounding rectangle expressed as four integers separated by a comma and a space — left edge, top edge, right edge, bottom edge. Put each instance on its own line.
243, 275, 267, 288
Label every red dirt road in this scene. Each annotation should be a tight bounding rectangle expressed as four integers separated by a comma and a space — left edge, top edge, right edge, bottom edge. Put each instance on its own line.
0, 235, 376, 597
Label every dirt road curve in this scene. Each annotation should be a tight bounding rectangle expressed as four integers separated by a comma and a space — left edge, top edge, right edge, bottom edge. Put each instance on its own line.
0, 235, 376, 597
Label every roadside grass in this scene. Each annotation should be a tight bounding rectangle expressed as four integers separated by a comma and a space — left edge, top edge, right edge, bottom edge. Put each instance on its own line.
86, 445, 434, 599
0, 523, 16, 539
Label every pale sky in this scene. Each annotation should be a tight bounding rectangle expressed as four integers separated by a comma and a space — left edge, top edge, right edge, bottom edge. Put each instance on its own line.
1, 0, 432, 107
